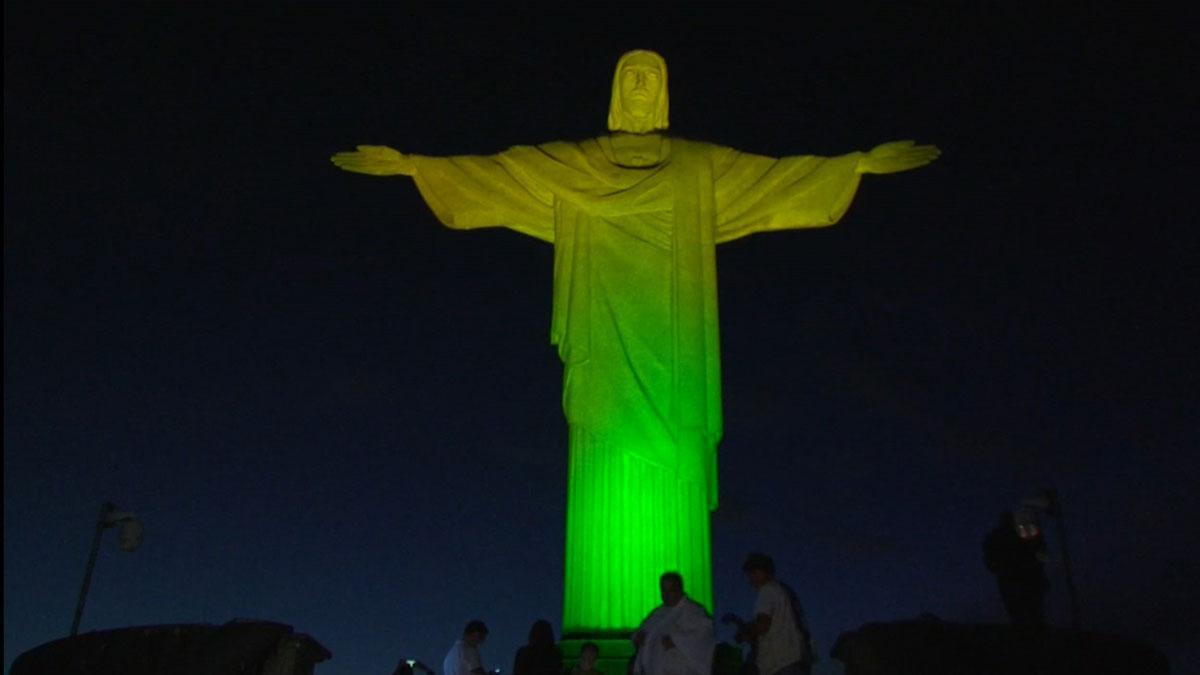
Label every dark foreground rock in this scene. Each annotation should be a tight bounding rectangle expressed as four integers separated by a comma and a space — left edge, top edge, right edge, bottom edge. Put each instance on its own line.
831, 618, 1168, 675
9, 619, 331, 675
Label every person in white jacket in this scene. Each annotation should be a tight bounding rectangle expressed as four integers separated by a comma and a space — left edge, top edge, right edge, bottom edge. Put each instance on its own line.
632, 572, 715, 675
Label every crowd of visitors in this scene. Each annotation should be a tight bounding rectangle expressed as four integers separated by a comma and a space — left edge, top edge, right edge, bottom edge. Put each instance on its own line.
419, 553, 812, 675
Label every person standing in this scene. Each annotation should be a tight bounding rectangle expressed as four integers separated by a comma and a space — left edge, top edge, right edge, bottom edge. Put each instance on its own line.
514, 619, 563, 675
738, 554, 812, 675
444, 621, 490, 675
632, 572, 715, 675
983, 512, 1049, 626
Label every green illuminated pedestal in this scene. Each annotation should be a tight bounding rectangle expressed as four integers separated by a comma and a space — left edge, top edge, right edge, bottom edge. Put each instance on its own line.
562, 429, 714, 636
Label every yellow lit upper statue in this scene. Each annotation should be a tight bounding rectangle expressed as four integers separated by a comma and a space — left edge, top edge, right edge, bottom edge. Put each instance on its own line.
332, 49, 938, 637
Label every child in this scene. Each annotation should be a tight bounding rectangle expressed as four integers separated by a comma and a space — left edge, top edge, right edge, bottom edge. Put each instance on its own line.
570, 642, 602, 675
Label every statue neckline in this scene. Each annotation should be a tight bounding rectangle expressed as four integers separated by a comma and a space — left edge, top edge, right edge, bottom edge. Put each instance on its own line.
606, 133, 671, 168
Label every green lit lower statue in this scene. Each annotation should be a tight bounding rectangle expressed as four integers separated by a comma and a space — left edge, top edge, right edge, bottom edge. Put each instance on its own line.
333, 50, 937, 647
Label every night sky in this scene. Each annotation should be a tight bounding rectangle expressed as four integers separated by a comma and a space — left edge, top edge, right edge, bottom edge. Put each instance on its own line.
5, 5, 1196, 674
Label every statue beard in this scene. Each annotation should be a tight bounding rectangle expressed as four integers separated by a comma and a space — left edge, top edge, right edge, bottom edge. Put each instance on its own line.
615, 112, 659, 134
608, 90, 668, 134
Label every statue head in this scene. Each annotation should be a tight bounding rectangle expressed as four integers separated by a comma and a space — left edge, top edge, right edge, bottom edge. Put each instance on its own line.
608, 49, 669, 134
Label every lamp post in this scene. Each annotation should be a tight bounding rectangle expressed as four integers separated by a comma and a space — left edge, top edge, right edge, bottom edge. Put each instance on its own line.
70, 502, 143, 636
1022, 488, 1081, 629
1045, 489, 1081, 629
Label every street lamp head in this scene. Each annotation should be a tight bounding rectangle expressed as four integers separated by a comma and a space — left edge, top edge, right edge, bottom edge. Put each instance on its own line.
118, 518, 143, 552
103, 510, 143, 552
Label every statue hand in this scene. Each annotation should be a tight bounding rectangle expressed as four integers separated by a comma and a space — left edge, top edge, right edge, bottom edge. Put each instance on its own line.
858, 140, 940, 174
331, 145, 416, 176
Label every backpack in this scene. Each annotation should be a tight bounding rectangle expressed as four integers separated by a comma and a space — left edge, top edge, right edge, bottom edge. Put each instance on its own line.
780, 583, 817, 668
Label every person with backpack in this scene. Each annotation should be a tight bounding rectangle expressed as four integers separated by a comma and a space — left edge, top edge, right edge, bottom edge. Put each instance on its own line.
735, 553, 815, 675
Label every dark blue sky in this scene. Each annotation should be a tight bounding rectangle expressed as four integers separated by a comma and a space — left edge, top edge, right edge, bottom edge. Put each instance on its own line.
5, 5, 1196, 674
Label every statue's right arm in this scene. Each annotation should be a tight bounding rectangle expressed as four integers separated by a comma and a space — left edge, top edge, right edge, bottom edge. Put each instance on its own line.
330, 145, 416, 176
331, 143, 556, 242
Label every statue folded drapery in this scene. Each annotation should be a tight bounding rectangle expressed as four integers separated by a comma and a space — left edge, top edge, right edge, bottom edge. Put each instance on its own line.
332, 48, 938, 637
407, 137, 863, 632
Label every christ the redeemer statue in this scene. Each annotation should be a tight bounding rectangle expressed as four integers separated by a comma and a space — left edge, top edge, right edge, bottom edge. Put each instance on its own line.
333, 50, 938, 638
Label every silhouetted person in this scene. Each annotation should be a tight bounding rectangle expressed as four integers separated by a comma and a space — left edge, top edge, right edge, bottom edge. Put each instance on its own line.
984, 512, 1049, 626
632, 572, 715, 675
570, 642, 602, 675
445, 620, 490, 675
718, 609, 758, 675
393, 660, 416, 675
514, 620, 563, 675
736, 553, 814, 675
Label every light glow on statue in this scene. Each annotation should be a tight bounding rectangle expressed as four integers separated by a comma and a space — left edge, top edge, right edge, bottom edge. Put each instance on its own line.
332, 49, 938, 639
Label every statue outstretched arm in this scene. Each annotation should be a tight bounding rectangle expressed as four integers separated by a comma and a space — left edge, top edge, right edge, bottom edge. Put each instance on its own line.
856, 140, 940, 174
331, 145, 416, 176
712, 140, 939, 242
331, 143, 556, 242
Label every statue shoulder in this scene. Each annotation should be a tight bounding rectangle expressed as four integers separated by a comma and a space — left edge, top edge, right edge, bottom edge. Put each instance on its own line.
519, 138, 602, 163
667, 136, 730, 151
538, 138, 591, 153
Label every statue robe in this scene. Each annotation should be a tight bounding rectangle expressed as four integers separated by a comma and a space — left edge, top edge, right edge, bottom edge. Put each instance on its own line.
408, 136, 863, 633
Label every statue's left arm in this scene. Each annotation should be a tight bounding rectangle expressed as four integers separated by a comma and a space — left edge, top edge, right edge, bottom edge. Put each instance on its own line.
712, 140, 938, 243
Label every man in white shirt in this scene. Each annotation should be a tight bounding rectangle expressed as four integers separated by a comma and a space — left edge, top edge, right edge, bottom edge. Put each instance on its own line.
632, 572, 715, 675
738, 553, 812, 675
444, 620, 490, 675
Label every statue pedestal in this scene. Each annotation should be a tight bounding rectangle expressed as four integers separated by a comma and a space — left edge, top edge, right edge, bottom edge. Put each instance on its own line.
561, 638, 635, 675
563, 431, 714, 635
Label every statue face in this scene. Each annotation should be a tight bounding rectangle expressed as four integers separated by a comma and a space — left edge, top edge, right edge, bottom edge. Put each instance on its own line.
619, 53, 663, 119
608, 49, 668, 133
